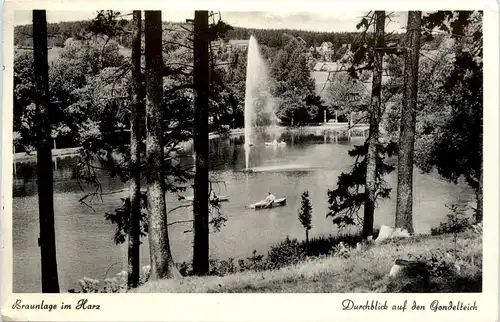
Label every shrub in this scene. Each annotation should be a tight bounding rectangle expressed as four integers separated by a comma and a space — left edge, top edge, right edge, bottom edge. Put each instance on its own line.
178, 262, 192, 276
330, 241, 354, 259
208, 258, 239, 276
78, 277, 100, 293
409, 251, 454, 277
129, 233, 371, 279
431, 204, 472, 236
75, 266, 151, 293
267, 236, 307, 269
400, 241, 483, 293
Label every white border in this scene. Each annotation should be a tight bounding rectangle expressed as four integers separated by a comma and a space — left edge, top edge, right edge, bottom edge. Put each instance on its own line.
2, 1, 499, 321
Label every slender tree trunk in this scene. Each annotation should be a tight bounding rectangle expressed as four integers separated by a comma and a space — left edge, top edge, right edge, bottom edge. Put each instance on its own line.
144, 10, 180, 279
128, 10, 145, 288
363, 11, 385, 239
192, 10, 210, 275
395, 11, 422, 234
305, 229, 309, 255
476, 165, 483, 222
33, 9, 60, 293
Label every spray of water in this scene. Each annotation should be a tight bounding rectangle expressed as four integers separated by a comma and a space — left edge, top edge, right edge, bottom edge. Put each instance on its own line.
244, 35, 278, 170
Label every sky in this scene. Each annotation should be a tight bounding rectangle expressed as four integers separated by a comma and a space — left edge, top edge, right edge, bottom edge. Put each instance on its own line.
13, 10, 407, 33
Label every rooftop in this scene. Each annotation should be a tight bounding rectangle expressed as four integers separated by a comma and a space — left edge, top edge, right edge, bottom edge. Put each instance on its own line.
228, 39, 249, 46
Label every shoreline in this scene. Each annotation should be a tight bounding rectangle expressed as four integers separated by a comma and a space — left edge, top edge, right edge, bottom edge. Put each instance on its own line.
13, 123, 368, 163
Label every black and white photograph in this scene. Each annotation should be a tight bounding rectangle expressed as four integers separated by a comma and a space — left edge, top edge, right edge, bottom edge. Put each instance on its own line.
1, 3, 498, 319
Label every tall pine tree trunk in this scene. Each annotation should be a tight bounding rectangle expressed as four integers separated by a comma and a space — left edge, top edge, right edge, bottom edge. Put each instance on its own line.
395, 11, 422, 234
192, 10, 210, 275
476, 163, 483, 222
476, 113, 483, 223
144, 10, 180, 279
363, 11, 385, 239
128, 10, 145, 288
33, 9, 60, 293
305, 229, 309, 255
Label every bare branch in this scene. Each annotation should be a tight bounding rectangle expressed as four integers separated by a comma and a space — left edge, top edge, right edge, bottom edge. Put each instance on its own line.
167, 219, 194, 226
165, 83, 194, 94
167, 204, 192, 214
78, 188, 129, 204
102, 261, 121, 281
180, 25, 193, 34
164, 62, 194, 69
163, 40, 193, 51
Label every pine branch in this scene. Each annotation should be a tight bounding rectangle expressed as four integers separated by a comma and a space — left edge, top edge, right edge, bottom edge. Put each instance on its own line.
78, 188, 129, 204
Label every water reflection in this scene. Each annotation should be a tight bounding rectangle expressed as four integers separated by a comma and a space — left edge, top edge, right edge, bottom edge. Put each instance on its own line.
12, 132, 474, 292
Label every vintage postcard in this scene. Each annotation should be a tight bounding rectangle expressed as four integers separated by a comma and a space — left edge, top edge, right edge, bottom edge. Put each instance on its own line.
1, 0, 498, 321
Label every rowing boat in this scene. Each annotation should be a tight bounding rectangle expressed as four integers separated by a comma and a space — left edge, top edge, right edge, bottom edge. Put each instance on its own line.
181, 195, 230, 202
249, 197, 287, 209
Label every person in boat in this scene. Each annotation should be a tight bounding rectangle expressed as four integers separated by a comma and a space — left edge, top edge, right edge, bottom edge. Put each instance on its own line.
263, 192, 276, 208
209, 189, 218, 201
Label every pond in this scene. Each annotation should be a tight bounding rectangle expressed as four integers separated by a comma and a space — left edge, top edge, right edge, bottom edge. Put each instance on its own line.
12, 131, 475, 292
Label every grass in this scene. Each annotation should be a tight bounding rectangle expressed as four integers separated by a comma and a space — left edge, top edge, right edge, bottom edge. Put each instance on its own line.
133, 229, 482, 293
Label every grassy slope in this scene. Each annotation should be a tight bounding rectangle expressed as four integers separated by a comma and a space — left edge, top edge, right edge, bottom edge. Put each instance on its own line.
134, 231, 482, 293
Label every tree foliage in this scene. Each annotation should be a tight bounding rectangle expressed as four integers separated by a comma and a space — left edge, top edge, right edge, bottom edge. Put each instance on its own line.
104, 193, 149, 244
416, 11, 482, 190
269, 37, 324, 125
326, 11, 400, 233
298, 190, 313, 231
326, 71, 370, 122
384, 11, 483, 220
326, 11, 483, 230
327, 142, 398, 228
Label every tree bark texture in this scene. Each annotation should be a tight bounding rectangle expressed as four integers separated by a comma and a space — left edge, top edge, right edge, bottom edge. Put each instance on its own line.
33, 9, 60, 293
192, 10, 210, 275
476, 162, 483, 222
395, 11, 422, 234
128, 10, 145, 288
144, 10, 180, 279
305, 229, 309, 255
363, 11, 385, 239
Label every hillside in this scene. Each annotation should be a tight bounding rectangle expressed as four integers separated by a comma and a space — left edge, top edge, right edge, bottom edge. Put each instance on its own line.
14, 19, 369, 49
133, 230, 482, 293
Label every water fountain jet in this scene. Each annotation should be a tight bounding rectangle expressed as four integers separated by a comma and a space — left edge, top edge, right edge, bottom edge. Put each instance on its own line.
243, 35, 279, 171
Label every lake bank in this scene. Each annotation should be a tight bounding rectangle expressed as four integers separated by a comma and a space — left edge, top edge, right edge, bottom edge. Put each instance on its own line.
12, 123, 368, 163
133, 229, 482, 293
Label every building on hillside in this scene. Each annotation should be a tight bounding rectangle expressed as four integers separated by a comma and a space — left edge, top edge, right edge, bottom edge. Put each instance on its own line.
309, 42, 335, 61
210, 39, 249, 54
316, 42, 335, 62
311, 59, 393, 124
227, 39, 249, 51
312, 61, 348, 121
341, 43, 352, 50
320, 41, 333, 52
297, 37, 307, 46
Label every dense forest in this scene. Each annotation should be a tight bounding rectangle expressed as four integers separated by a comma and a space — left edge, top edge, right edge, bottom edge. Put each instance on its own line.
15, 21, 91, 47
15, 20, 366, 49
